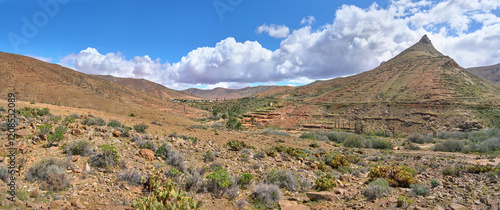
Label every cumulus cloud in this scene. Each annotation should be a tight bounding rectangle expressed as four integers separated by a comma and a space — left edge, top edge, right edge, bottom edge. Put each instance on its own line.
62, 0, 500, 89
256, 24, 290, 38
300, 16, 316, 25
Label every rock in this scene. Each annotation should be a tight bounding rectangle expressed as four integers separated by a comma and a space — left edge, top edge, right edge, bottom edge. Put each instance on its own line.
335, 179, 344, 188
71, 200, 86, 209
112, 130, 121, 137
334, 188, 346, 195
49, 199, 71, 210
306, 191, 340, 202
72, 129, 83, 135
110, 206, 133, 210
433, 205, 445, 210
17, 141, 27, 154
72, 155, 80, 162
138, 149, 155, 161
449, 203, 467, 210
487, 198, 499, 210
27, 201, 42, 209
278, 200, 310, 210
340, 174, 352, 182
84, 163, 91, 173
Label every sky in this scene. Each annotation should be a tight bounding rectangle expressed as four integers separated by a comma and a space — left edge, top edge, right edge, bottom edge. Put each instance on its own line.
1, 0, 500, 90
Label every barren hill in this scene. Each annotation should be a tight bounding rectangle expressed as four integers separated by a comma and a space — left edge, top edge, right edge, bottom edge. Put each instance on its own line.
467, 63, 500, 87
0, 51, 203, 118
254, 35, 500, 134
183, 86, 276, 100
91, 75, 201, 100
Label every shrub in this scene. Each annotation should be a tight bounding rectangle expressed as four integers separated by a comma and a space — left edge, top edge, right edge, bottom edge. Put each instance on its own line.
88, 143, 120, 171
364, 178, 391, 200
107, 119, 121, 128
227, 140, 247, 151
441, 166, 462, 177
260, 128, 289, 136
133, 169, 201, 209
83, 117, 106, 126
252, 183, 281, 207
397, 196, 414, 208
47, 125, 67, 146
465, 164, 494, 173
437, 131, 467, 139
38, 123, 53, 136
264, 169, 297, 191
343, 135, 369, 148
309, 142, 320, 148
368, 165, 417, 187
0, 107, 5, 112
410, 183, 429, 196
236, 199, 248, 209
323, 153, 350, 169
314, 173, 336, 191
404, 142, 421, 150
433, 140, 465, 152
371, 139, 393, 149
25, 158, 70, 191
238, 173, 253, 189
134, 123, 149, 133
254, 150, 267, 159
0, 167, 9, 183
137, 140, 156, 152
129, 113, 136, 117
64, 139, 93, 156
118, 169, 143, 185
206, 167, 232, 198
407, 133, 425, 144
203, 151, 216, 163
226, 118, 242, 130
185, 168, 204, 192
63, 115, 76, 124
155, 143, 186, 172
477, 137, 500, 153
429, 179, 440, 188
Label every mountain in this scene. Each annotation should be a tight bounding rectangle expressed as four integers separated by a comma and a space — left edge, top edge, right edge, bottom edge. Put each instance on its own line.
183, 86, 276, 100
91, 75, 201, 100
260, 35, 500, 134
0, 51, 203, 118
467, 63, 500, 87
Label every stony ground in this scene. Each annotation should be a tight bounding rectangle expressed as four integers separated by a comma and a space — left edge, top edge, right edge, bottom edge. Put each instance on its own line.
0, 102, 499, 210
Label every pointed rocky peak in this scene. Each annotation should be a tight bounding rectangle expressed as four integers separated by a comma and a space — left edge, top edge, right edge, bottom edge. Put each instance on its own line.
418, 34, 432, 46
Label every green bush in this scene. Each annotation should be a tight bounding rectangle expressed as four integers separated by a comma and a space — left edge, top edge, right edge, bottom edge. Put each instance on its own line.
107, 119, 122, 127
323, 153, 351, 169
206, 167, 232, 198
429, 179, 440, 188
441, 166, 462, 177
314, 173, 336, 191
465, 164, 494, 174
343, 135, 367, 148
64, 139, 93, 156
88, 143, 120, 171
371, 139, 393, 149
133, 169, 201, 209
0, 107, 5, 112
38, 123, 53, 136
25, 158, 69, 191
368, 165, 417, 187
63, 115, 76, 124
238, 173, 254, 189
410, 183, 429, 196
47, 125, 67, 146
364, 178, 391, 200
309, 142, 320, 148
433, 140, 465, 152
226, 118, 242, 130
407, 133, 425, 144
83, 117, 106, 126
227, 140, 248, 151
129, 113, 136, 117
133, 123, 149, 133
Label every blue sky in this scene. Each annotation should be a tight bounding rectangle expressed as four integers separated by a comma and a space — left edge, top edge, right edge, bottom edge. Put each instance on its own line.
1, 0, 500, 90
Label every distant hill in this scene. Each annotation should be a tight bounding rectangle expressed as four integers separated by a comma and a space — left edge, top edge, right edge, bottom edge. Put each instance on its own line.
467, 63, 500, 87
183, 86, 276, 100
260, 35, 500, 133
0, 51, 203, 118
92, 75, 201, 100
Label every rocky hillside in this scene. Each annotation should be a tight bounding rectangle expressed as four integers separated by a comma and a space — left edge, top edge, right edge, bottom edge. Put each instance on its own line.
183, 86, 276, 100
91, 75, 201, 100
467, 63, 500, 87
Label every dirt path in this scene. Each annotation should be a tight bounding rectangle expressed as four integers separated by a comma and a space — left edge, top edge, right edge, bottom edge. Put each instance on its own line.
393, 149, 500, 166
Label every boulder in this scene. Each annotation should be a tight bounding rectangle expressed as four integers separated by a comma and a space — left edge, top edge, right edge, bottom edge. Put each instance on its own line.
138, 149, 155, 161
49, 199, 71, 210
112, 130, 121, 137
306, 191, 340, 202
278, 200, 310, 210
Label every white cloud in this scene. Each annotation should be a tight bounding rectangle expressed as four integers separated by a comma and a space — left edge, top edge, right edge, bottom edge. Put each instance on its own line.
62, 0, 500, 89
256, 24, 290, 38
26, 55, 53, 63
300, 16, 316, 25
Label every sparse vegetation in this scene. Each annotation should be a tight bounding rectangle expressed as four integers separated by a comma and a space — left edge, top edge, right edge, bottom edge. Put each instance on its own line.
441, 166, 462, 177
252, 183, 281, 208
368, 165, 417, 187
25, 158, 70, 191
118, 169, 143, 185
83, 117, 106, 126
206, 167, 232, 198
410, 183, 429, 196
238, 173, 253, 189
47, 125, 67, 146
38, 122, 53, 136
107, 119, 122, 127
264, 169, 297, 191
88, 143, 120, 171
260, 128, 289, 136
407, 133, 425, 144
314, 173, 336, 191
364, 178, 391, 200
64, 139, 93, 156
155, 143, 186, 172
430, 179, 440, 188
133, 123, 149, 133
